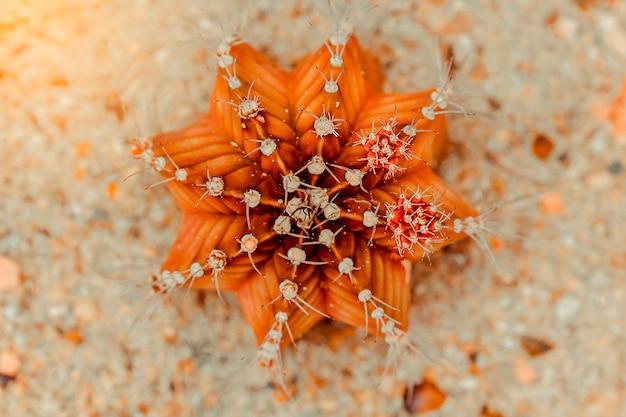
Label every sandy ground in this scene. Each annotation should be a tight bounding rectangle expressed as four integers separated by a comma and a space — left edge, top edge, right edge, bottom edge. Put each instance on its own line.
1, 0, 625, 416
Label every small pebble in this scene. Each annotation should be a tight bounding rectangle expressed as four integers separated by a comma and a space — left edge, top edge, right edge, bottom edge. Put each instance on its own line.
552, 15, 578, 39
404, 378, 447, 414
3, 302, 20, 320
73, 298, 99, 324
0, 350, 21, 377
555, 295, 581, 322
532, 133, 555, 160
481, 406, 505, 417
540, 191, 565, 215
514, 359, 538, 384
607, 161, 622, 175
588, 130, 608, 155
161, 325, 178, 344
48, 304, 70, 318
588, 270, 610, 289
519, 335, 554, 357
0, 256, 21, 292
458, 376, 479, 391
63, 329, 84, 344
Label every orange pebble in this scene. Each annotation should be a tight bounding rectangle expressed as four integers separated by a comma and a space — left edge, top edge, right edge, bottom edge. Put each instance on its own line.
75, 166, 85, 180
514, 359, 537, 384
107, 182, 118, 199
63, 329, 84, 344
489, 235, 503, 253
76, 142, 90, 157
0, 256, 21, 292
540, 191, 564, 215
404, 378, 447, 413
0, 350, 21, 377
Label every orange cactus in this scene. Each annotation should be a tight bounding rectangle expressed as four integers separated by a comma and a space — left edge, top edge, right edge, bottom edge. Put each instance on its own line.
137, 28, 478, 389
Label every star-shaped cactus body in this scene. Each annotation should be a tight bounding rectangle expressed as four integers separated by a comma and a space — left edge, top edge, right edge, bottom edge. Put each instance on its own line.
142, 33, 477, 361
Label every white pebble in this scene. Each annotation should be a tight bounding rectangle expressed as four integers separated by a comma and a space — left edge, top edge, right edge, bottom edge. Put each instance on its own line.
3, 303, 20, 320
555, 295, 581, 322
588, 270, 610, 289
48, 304, 70, 318
458, 376, 479, 391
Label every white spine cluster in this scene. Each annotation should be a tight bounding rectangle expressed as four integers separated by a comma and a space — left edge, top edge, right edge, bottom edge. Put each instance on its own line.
452, 206, 503, 263
219, 79, 265, 124
357, 289, 399, 340
194, 169, 224, 209
302, 105, 345, 138
221, 57, 242, 90
333, 257, 359, 284
257, 311, 295, 392
265, 279, 330, 318
420, 59, 470, 121
238, 233, 263, 276
145, 145, 188, 189
206, 249, 228, 301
